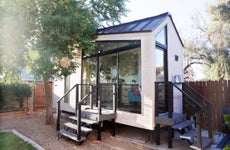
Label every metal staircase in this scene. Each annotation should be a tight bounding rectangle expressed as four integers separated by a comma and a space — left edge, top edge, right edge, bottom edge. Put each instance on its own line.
155, 82, 213, 149
56, 84, 116, 145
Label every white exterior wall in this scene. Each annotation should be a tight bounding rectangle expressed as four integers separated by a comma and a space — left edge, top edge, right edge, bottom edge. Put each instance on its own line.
97, 32, 155, 130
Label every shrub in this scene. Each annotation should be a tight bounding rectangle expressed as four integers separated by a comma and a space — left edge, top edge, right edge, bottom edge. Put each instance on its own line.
0, 82, 32, 110
224, 114, 230, 128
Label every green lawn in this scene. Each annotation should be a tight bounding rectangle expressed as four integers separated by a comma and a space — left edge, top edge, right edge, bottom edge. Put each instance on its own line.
0, 132, 37, 150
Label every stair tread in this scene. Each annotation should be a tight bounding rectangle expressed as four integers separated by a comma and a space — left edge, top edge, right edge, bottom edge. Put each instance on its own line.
190, 137, 211, 150
172, 120, 193, 130
69, 116, 98, 125
57, 130, 85, 142
180, 129, 196, 144
64, 122, 93, 133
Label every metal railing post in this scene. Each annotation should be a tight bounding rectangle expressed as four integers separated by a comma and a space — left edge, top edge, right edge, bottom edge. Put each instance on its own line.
155, 82, 158, 116
90, 85, 93, 109
75, 85, 79, 115
98, 85, 101, 115
168, 82, 173, 118
76, 85, 81, 141
113, 84, 116, 113
56, 101, 60, 131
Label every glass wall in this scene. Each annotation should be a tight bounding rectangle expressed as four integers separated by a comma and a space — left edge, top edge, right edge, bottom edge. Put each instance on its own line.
82, 40, 141, 113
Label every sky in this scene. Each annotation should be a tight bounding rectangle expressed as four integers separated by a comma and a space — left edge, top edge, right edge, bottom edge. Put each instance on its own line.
121, 0, 216, 37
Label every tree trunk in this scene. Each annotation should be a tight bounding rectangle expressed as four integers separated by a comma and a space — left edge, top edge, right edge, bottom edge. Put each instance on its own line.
43, 78, 53, 124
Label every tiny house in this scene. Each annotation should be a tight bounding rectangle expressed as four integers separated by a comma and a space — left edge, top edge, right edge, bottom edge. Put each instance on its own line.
53, 12, 187, 147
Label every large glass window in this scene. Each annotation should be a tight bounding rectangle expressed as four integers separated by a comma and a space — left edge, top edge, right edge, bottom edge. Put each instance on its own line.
156, 26, 167, 46
155, 26, 168, 114
82, 40, 141, 114
156, 48, 164, 82
118, 48, 141, 113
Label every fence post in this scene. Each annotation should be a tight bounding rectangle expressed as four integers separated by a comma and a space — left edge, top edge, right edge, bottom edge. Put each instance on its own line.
196, 110, 202, 149
207, 104, 213, 139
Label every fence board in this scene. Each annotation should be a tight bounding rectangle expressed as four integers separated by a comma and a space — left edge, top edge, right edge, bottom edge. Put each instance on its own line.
34, 82, 52, 108
186, 80, 230, 132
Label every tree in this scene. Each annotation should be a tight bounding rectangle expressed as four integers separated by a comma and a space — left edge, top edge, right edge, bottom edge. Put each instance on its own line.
23, 0, 128, 124
184, 0, 230, 81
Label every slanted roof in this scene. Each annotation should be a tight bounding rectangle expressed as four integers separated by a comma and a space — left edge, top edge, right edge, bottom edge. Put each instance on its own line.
97, 12, 169, 35
97, 12, 184, 47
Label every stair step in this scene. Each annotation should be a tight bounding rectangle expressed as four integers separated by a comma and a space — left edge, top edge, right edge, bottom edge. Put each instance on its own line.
180, 129, 196, 144
69, 116, 98, 125
57, 130, 85, 142
64, 122, 93, 133
190, 137, 212, 150
172, 120, 193, 130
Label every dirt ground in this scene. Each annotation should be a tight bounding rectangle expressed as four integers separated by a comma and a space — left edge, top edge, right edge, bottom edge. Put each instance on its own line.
0, 109, 190, 150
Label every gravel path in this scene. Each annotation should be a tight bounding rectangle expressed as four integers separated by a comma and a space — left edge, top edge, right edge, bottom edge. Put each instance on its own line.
0, 110, 153, 150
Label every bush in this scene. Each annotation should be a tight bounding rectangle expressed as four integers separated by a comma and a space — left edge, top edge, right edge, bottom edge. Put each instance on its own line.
0, 82, 32, 111
224, 114, 230, 128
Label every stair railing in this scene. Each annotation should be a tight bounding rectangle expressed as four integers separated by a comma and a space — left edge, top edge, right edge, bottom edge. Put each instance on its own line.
57, 83, 79, 131
56, 83, 117, 142
182, 83, 213, 140
155, 81, 211, 149
56, 84, 93, 132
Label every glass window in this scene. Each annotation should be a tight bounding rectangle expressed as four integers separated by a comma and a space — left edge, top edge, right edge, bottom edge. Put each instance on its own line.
99, 54, 117, 83
156, 26, 167, 46
82, 40, 141, 114
82, 57, 97, 85
155, 48, 164, 82
118, 48, 141, 114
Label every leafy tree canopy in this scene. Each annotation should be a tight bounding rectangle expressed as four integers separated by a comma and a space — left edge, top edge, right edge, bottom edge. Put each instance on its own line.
23, 0, 127, 80
21, 0, 128, 124
184, 0, 230, 81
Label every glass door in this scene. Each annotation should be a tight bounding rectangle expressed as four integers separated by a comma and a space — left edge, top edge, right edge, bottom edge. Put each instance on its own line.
155, 47, 168, 113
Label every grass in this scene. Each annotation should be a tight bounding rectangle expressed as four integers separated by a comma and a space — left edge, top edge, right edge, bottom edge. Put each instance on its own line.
0, 132, 37, 150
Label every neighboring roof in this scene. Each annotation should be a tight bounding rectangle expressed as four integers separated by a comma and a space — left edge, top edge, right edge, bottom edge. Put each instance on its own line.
97, 12, 184, 47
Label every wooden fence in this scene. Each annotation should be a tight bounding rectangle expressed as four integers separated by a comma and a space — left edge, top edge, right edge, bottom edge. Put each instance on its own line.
186, 80, 230, 132
34, 81, 53, 109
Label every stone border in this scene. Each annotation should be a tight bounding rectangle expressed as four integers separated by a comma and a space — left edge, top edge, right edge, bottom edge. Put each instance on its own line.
0, 129, 45, 150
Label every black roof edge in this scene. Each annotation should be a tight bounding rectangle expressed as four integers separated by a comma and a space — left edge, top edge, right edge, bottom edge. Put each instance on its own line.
97, 12, 184, 47
97, 12, 169, 32
167, 13, 184, 47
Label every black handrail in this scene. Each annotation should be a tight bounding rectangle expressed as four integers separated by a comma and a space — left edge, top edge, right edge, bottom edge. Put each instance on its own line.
182, 82, 213, 140
171, 82, 203, 109
57, 83, 78, 103
56, 83, 117, 142
56, 84, 92, 131
155, 81, 212, 149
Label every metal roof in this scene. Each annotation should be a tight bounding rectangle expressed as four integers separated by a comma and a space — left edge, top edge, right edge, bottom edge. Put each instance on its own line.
97, 12, 170, 35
